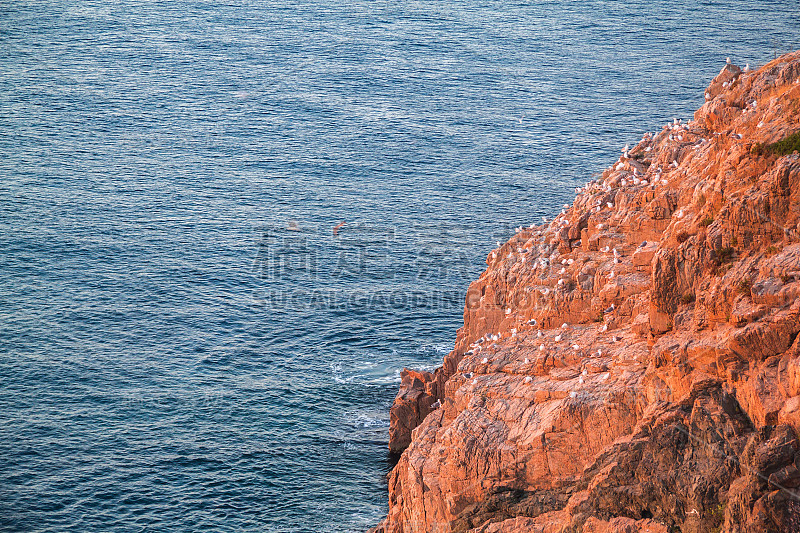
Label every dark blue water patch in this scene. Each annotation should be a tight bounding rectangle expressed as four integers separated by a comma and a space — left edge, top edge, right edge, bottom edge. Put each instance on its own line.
2, 0, 800, 531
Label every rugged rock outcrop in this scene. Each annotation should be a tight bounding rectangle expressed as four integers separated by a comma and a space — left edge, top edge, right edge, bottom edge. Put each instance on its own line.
373, 52, 800, 533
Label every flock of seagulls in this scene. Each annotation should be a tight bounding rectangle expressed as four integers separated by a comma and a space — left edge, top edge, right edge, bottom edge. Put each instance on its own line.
459, 56, 769, 400
462, 75, 739, 393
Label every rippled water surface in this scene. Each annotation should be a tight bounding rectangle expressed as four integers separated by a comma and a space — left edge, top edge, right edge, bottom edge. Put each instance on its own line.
2, 1, 799, 531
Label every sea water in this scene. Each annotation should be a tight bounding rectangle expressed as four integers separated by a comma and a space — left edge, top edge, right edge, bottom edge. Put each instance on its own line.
1, 1, 798, 531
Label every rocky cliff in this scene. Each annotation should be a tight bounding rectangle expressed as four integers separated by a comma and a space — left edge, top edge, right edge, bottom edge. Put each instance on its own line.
374, 52, 800, 533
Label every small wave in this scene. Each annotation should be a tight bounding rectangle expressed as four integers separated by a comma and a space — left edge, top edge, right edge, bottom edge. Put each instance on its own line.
349, 414, 389, 429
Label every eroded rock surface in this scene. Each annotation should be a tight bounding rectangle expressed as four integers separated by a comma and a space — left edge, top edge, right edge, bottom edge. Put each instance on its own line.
376, 52, 800, 533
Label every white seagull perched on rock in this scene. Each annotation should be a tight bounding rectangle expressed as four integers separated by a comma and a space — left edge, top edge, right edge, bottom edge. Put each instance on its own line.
431, 400, 441, 409
603, 303, 616, 314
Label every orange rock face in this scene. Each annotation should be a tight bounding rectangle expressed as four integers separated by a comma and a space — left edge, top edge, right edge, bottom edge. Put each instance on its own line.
376, 52, 800, 533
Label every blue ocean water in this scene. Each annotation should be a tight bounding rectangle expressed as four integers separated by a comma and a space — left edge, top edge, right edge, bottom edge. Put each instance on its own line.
1, 1, 798, 531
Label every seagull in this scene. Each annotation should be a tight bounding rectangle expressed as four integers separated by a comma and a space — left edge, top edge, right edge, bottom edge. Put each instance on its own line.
525, 376, 532, 383
601, 246, 610, 253
603, 304, 616, 313
472, 378, 478, 385
601, 324, 608, 332
528, 319, 537, 326
465, 372, 473, 379
555, 335, 562, 342
726, 57, 731, 65
481, 357, 488, 364
607, 202, 613, 208
539, 344, 545, 352
561, 322, 568, 329
572, 344, 580, 350
537, 330, 543, 337
431, 399, 442, 409
524, 358, 529, 364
